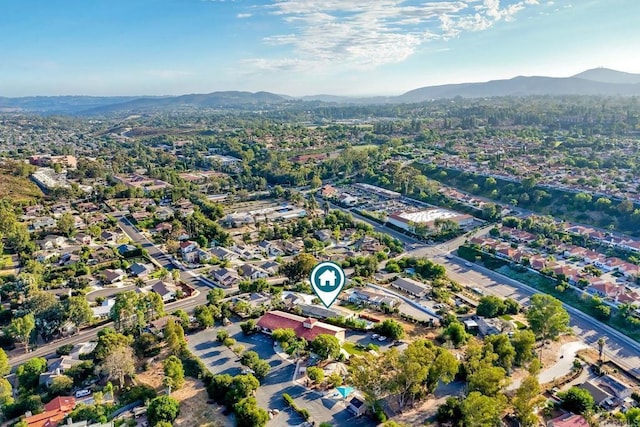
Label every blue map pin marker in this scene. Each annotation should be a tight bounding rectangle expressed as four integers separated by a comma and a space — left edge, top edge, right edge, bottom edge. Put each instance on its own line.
310, 261, 346, 308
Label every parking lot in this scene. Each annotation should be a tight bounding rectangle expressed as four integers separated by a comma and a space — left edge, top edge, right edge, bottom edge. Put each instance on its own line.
188, 324, 376, 426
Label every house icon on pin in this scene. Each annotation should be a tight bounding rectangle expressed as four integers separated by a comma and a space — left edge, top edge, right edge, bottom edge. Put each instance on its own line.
318, 269, 337, 289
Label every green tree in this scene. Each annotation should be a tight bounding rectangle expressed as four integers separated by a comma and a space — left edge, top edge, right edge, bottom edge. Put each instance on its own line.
0, 377, 14, 406
10, 314, 35, 352
484, 334, 515, 372
207, 288, 225, 305
207, 374, 233, 402
93, 328, 133, 361
311, 334, 341, 360
511, 330, 536, 366
468, 364, 507, 397
251, 359, 271, 380
444, 322, 468, 348
16, 357, 47, 392
163, 355, 185, 391
558, 387, 594, 415
625, 407, 640, 426
0, 348, 10, 376
375, 319, 405, 340
526, 294, 570, 341
164, 318, 187, 354
240, 351, 260, 367
513, 375, 544, 427
461, 392, 505, 427
57, 213, 75, 237
306, 366, 324, 384
48, 375, 74, 395
476, 296, 505, 318
194, 305, 214, 328
281, 253, 317, 283
147, 395, 180, 426
234, 396, 269, 427
63, 296, 93, 328
328, 372, 343, 388
225, 374, 260, 407
98, 346, 136, 387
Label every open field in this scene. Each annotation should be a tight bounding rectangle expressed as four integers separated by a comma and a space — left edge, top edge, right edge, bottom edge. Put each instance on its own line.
0, 169, 43, 202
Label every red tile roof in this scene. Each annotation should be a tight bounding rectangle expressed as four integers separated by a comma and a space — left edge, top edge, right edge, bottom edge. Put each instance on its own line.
549, 413, 589, 427
26, 396, 75, 427
257, 310, 345, 342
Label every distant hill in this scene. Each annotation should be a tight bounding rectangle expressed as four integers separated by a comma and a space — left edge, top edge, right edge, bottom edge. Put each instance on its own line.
2, 68, 640, 114
572, 68, 640, 84
397, 74, 640, 103
80, 91, 290, 115
0, 95, 140, 114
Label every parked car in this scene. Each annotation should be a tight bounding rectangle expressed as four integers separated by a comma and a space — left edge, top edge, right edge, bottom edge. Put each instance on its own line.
464, 262, 472, 267
75, 389, 91, 398
378, 336, 387, 342
371, 334, 379, 339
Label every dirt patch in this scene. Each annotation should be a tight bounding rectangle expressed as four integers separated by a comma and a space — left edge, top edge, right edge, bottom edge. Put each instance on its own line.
136, 362, 232, 427
539, 335, 579, 368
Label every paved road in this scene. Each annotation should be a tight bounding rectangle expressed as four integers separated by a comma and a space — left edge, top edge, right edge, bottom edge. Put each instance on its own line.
189, 324, 375, 427
437, 256, 640, 374
324, 202, 640, 373
9, 295, 206, 368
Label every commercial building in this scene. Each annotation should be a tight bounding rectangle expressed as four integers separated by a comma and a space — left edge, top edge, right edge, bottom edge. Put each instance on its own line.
387, 208, 474, 232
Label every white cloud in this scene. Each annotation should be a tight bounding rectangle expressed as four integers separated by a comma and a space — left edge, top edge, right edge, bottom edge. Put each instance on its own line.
237, 12, 252, 18
246, 0, 541, 72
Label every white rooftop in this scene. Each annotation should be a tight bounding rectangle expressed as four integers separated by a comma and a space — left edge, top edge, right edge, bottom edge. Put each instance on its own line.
395, 208, 461, 224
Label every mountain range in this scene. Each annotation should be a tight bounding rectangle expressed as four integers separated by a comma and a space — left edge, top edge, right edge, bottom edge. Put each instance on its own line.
1, 68, 639, 115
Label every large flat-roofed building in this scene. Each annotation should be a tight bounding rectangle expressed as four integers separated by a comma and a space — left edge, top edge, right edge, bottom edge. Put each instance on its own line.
257, 310, 346, 343
387, 208, 474, 232
29, 155, 78, 169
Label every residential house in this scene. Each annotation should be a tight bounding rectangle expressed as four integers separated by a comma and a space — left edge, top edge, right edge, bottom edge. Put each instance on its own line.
153, 222, 173, 234
180, 240, 199, 263
239, 263, 269, 280
258, 240, 286, 257
346, 288, 399, 308
299, 303, 353, 321
35, 250, 60, 263
25, 396, 76, 427
37, 235, 66, 250
281, 240, 303, 255
209, 246, 238, 262
39, 357, 80, 387
149, 280, 177, 302
100, 231, 120, 244
391, 277, 430, 298
260, 260, 280, 276
257, 310, 346, 343
92, 299, 115, 319
102, 268, 126, 284
211, 268, 241, 287
347, 396, 367, 417
75, 233, 91, 245
117, 244, 138, 256
587, 282, 623, 299
475, 316, 509, 336
314, 229, 332, 242
129, 262, 154, 278
59, 253, 80, 267
29, 216, 56, 232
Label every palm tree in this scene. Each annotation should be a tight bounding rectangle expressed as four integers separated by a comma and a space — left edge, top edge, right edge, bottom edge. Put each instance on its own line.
598, 337, 606, 364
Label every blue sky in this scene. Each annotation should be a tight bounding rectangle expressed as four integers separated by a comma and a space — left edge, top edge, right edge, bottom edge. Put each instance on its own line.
0, 0, 638, 96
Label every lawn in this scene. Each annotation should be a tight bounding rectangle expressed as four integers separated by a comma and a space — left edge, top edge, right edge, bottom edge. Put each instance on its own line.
342, 341, 378, 356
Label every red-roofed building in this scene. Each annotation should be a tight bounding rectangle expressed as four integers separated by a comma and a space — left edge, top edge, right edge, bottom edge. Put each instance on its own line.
547, 413, 589, 427
257, 310, 346, 343
25, 396, 76, 427
588, 282, 623, 299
